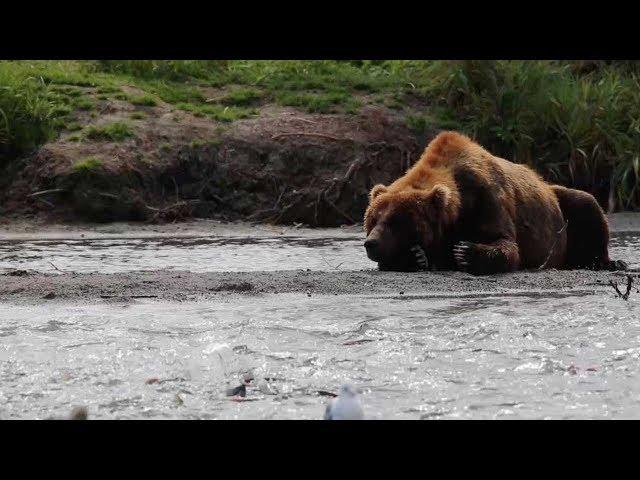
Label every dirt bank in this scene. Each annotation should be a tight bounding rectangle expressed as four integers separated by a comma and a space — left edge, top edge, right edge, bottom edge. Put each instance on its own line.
1, 87, 427, 227
0, 267, 634, 304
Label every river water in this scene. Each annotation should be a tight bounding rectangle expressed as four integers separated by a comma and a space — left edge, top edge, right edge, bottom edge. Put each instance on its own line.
1, 221, 639, 419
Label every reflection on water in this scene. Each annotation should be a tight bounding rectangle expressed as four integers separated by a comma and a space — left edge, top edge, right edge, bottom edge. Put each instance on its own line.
1, 292, 640, 420
0, 236, 371, 273
610, 233, 640, 270
0, 232, 638, 274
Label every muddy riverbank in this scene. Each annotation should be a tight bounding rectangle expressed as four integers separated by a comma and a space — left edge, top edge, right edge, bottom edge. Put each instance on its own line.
1, 215, 638, 303
0, 268, 634, 304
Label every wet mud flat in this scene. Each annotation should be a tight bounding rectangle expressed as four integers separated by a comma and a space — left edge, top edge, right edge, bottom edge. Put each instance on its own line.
0, 268, 635, 303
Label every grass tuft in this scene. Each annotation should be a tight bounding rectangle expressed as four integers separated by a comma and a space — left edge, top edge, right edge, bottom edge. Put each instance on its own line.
73, 156, 102, 172
83, 122, 134, 141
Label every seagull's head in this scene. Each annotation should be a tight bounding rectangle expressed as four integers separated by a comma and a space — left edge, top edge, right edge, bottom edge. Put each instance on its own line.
339, 384, 359, 398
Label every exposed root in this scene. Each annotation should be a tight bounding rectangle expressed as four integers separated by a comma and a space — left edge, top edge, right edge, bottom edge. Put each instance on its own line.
271, 132, 354, 142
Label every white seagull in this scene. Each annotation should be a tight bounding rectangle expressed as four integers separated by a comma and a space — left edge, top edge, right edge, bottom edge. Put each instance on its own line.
323, 384, 364, 420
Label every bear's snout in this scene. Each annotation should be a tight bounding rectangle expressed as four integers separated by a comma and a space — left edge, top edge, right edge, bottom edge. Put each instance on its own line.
364, 238, 380, 261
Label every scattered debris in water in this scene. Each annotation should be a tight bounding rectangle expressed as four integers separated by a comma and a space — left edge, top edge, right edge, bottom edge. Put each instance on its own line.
343, 338, 376, 346
68, 406, 88, 420
241, 372, 254, 385
3, 269, 30, 276
609, 275, 634, 300
316, 390, 337, 397
258, 379, 278, 395
49, 261, 64, 272
226, 384, 246, 398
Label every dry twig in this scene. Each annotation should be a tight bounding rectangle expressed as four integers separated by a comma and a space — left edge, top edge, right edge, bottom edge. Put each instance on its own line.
609, 275, 634, 300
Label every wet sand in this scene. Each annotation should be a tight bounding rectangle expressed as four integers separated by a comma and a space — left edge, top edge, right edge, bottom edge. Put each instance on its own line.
0, 214, 637, 303
1, 264, 634, 304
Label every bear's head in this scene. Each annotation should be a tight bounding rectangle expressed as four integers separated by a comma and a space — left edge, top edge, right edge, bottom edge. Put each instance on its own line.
363, 183, 457, 271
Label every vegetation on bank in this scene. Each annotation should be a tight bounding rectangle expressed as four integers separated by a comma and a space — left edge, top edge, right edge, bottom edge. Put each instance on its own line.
1, 60, 640, 211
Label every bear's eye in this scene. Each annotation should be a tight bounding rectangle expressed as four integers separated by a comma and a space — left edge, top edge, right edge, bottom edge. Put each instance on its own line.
386, 213, 409, 230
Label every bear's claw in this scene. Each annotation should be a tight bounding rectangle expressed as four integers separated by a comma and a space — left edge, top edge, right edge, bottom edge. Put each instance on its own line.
411, 245, 429, 271
453, 241, 472, 270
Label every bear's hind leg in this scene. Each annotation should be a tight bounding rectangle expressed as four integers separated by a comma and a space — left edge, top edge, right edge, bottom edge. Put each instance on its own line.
453, 239, 520, 275
552, 185, 627, 271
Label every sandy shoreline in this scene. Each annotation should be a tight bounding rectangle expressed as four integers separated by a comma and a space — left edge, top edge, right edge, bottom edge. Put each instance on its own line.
0, 268, 633, 304
0, 214, 637, 303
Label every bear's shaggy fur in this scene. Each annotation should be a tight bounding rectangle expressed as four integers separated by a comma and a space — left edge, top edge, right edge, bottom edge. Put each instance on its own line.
363, 131, 625, 275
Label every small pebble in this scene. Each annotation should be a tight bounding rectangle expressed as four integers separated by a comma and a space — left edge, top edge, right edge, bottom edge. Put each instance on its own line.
43, 292, 56, 299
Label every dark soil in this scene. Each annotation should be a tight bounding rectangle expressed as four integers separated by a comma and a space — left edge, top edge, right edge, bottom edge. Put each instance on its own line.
1, 93, 432, 227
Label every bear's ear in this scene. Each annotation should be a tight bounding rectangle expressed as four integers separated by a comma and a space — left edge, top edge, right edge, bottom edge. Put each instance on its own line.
428, 184, 451, 211
369, 184, 388, 200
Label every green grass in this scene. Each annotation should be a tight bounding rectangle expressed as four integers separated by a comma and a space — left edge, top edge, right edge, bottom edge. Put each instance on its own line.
73, 156, 102, 172
275, 90, 359, 114
72, 97, 95, 111
217, 87, 262, 106
174, 102, 255, 122
92, 60, 228, 82
129, 112, 146, 120
0, 63, 57, 163
416, 60, 640, 209
83, 122, 134, 141
65, 121, 82, 131
129, 94, 158, 106
4, 60, 640, 210
138, 80, 205, 104
96, 85, 120, 94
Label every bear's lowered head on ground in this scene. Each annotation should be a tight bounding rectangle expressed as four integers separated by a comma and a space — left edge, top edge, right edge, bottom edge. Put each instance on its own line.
363, 182, 459, 271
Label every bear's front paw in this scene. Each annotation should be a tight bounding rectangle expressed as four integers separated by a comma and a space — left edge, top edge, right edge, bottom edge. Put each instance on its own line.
453, 241, 475, 271
410, 244, 429, 271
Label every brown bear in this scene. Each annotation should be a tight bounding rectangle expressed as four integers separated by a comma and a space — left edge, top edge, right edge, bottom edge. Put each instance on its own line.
363, 131, 626, 275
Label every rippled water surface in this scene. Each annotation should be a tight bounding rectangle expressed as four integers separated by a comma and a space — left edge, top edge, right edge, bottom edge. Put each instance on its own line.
0, 236, 371, 273
2, 292, 640, 419
1, 232, 638, 274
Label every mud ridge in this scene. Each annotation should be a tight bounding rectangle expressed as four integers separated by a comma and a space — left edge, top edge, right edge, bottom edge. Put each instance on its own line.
2, 102, 430, 227
0, 268, 632, 303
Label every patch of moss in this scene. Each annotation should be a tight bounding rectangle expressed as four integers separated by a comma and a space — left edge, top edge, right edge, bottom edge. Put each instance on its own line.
129, 94, 158, 106
83, 122, 134, 141
73, 156, 102, 173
